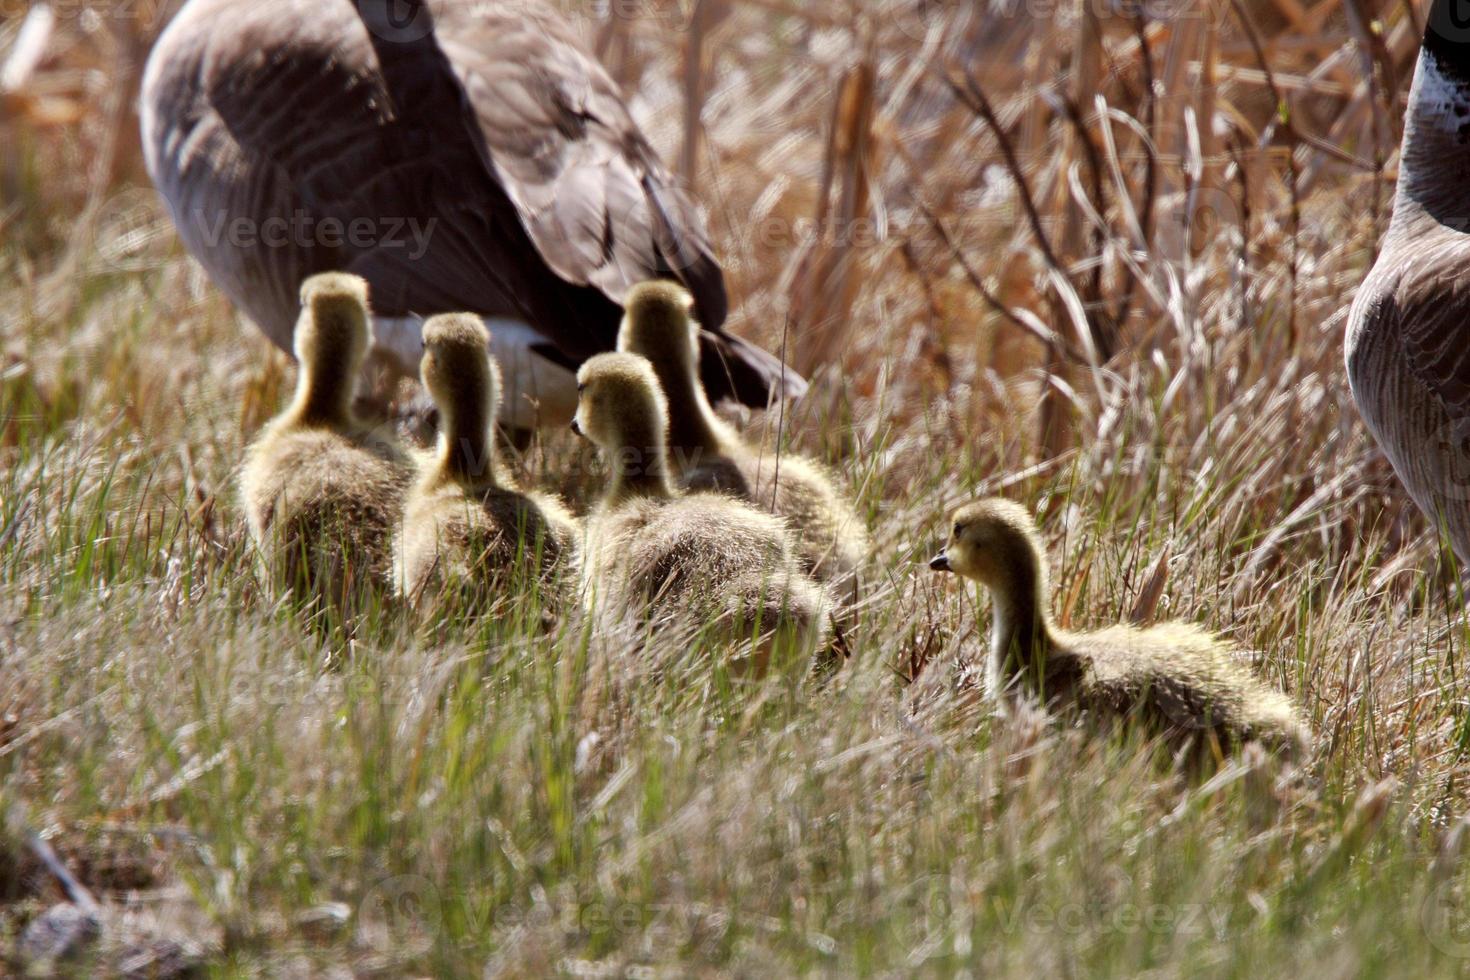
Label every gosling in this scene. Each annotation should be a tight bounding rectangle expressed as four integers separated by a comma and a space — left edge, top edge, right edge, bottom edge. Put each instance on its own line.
572, 352, 830, 668
617, 280, 867, 585
395, 314, 578, 612
240, 272, 409, 606
929, 498, 1311, 758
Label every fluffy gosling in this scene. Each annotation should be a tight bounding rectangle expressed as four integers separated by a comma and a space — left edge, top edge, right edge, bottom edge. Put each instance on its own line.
240, 272, 410, 606
930, 498, 1310, 758
617, 280, 867, 585
395, 314, 578, 612
572, 351, 829, 668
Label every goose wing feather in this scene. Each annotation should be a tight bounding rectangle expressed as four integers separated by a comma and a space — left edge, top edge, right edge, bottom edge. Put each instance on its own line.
439, 6, 728, 327
1397, 260, 1470, 415
1359, 242, 1470, 421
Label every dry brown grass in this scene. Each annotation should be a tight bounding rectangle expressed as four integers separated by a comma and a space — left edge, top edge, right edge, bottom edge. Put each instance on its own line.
3, 0, 1470, 975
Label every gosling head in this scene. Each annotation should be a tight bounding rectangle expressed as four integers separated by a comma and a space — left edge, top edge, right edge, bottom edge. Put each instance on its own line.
618, 280, 701, 368
572, 352, 666, 447
295, 272, 372, 373
420, 313, 500, 422
573, 352, 673, 496
617, 279, 732, 456
929, 498, 1048, 593
289, 272, 373, 424
419, 314, 502, 483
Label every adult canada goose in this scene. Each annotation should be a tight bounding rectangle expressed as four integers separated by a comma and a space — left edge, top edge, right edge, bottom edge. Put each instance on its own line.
572, 352, 830, 668
395, 314, 578, 611
140, 0, 804, 431
930, 498, 1310, 757
240, 273, 410, 606
617, 280, 868, 583
1347, 0, 1470, 564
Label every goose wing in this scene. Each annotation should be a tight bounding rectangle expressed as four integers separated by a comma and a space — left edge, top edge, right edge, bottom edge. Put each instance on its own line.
1359, 244, 1470, 422
1397, 260, 1470, 418
433, 3, 728, 329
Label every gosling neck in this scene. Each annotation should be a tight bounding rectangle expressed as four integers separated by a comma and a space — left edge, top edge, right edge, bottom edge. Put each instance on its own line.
435, 390, 502, 491
983, 559, 1052, 696
290, 358, 357, 429
648, 351, 731, 466
606, 422, 676, 502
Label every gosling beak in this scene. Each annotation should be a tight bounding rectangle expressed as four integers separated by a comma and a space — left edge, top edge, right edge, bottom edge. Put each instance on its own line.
929, 552, 951, 573
570, 418, 582, 437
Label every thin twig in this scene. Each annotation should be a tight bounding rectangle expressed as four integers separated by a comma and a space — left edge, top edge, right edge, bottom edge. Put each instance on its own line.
1055, 92, 1114, 357
26, 830, 101, 915
943, 69, 1066, 275
0, 4, 56, 94
942, 66, 1109, 364
771, 310, 792, 510
1112, 9, 1158, 330
1229, 0, 1300, 347
910, 194, 1086, 363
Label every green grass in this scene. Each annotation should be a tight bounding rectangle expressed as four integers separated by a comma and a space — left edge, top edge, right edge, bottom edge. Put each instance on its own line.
5, 261, 1470, 974
6, 1, 1470, 974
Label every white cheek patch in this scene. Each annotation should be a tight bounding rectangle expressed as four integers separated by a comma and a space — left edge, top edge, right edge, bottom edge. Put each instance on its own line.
1417, 51, 1470, 134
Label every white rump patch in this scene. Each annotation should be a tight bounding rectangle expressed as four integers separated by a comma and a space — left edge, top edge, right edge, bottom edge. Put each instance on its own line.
372, 315, 578, 430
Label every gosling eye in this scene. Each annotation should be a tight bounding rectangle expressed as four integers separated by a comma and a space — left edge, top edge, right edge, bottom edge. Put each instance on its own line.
576, 382, 586, 394
952, 522, 963, 541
